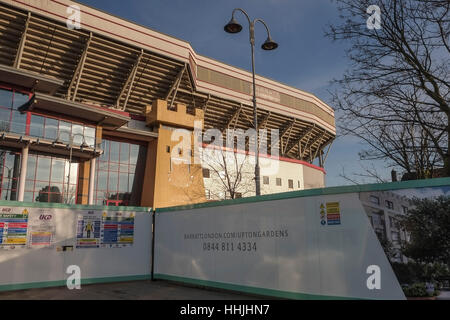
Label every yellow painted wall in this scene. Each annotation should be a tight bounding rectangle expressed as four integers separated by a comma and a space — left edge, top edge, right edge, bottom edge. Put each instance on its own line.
146, 99, 204, 129
141, 100, 206, 208
96, 125, 103, 149
76, 160, 90, 204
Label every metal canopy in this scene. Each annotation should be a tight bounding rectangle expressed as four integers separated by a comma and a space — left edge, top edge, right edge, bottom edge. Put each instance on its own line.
20, 93, 130, 129
0, 64, 64, 94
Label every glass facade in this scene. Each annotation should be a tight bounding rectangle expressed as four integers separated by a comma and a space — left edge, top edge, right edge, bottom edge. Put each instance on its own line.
0, 88, 29, 135
24, 154, 79, 204
1, 87, 147, 207
29, 114, 96, 147
0, 88, 96, 148
94, 139, 147, 206
0, 149, 21, 201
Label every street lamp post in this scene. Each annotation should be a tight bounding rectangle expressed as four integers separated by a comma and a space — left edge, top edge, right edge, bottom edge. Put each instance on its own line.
224, 8, 278, 196
4, 166, 12, 201
55, 132, 89, 204
66, 133, 89, 204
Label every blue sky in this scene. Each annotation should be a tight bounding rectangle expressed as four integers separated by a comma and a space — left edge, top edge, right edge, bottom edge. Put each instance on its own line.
77, 0, 390, 186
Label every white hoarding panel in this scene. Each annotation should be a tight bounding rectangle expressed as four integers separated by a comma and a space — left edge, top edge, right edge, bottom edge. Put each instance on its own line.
154, 192, 405, 300
0, 203, 151, 290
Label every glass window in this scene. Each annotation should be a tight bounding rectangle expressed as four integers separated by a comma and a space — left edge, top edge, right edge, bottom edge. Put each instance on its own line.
108, 171, 118, 190
44, 118, 58, 141
94, 139, 146, 206
12, 92, 29, 109
288, 179, 294, 189
37, 191, 62, 204
4, 152, 15, 171
97, 170, 107, 191
25, 179, 35, 192
370, 195, 380, 205
34, 180, 48, 194
128, 174, 134, 189
110, 141, 120, 162
1, 189, 9, 201
23, 154, 78, 204
120, 142, 129, 163
68, 163, 78, 185
0, 151, 19, 199
386, 200, 394, 210
0, 89, 13, 108
23, 191, 34, 203
36, 157, 51, 182
109, 163, 119, 172
50, 183, 63, 195
10, 111, 27, 135
276, 178, 282, 186
100, 140, 109, 161
3, 152, 20, 183
84, 126, 96, 148
389, 216, 396, 228
51, 159, 65, 183
0, 108, 11, 132
26, 155, 37, 180
27, 114, 96, 148
118, 173, 128, 192
59, 121, 72, 144
130, 144, 139, 165
65, 184, 77, 204
1, 178, 10, 191
202, 168, 210, 178
72, 124, 84, 146
97, 160, 108, 171
263, 176, 269, 185
30, 115, 44, 138
0, 89, 29, 136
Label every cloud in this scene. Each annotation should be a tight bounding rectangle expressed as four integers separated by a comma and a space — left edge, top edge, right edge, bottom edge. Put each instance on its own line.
393, 186, 450, 200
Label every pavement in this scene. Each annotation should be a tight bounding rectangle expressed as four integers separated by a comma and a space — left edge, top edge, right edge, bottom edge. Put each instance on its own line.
437, 290, 450, 300
0, 280, 264, 300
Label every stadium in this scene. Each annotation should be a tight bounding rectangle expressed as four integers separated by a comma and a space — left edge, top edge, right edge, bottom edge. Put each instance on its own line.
0, 0, 335, 208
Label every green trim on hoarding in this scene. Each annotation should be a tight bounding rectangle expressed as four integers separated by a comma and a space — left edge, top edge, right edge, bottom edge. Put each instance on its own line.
0, 200, 151, 212
153, 273, 362, 300
0, 274, 151, 292
157, 177, 450, 213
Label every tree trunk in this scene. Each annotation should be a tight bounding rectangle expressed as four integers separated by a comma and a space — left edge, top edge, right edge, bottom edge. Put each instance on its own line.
445, 114, 450, 177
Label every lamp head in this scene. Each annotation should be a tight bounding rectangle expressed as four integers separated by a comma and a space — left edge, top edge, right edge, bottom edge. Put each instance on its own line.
224, 17, 243, 34
261, 37, 278, 50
